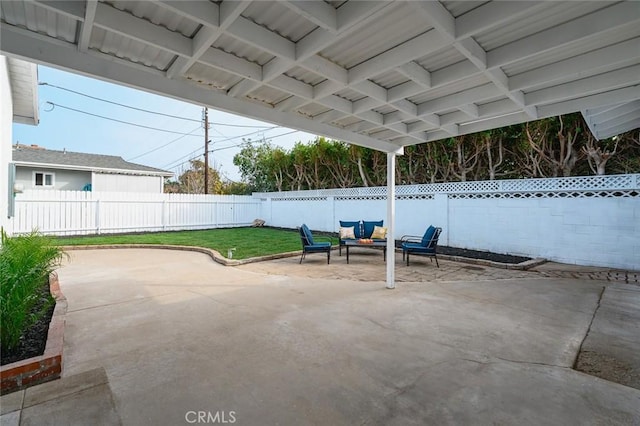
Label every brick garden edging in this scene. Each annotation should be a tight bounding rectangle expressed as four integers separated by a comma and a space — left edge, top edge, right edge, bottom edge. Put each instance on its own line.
0, 273, 67, 395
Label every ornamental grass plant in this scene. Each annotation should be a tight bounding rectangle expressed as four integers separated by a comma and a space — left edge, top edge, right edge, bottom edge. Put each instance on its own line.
0, 230, 66, 352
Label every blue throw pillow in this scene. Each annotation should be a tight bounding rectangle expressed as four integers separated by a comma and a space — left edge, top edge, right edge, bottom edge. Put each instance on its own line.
421, 225, 436, 246
340, 221, 362, 239
362, 220, 383, 238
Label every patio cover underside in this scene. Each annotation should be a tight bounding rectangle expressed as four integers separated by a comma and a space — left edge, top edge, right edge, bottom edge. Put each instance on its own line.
1, 0, 638, 150
1, 0, 639, 288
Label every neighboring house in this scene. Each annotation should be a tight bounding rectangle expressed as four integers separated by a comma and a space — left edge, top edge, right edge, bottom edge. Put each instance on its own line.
1, 55, 39, 231
12, 145, 173, 193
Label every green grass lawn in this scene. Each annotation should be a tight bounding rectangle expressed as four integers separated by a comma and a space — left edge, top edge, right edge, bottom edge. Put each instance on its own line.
55, 227, 324, 260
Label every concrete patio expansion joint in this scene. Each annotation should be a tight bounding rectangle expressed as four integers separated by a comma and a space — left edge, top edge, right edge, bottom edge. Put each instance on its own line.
572, 285, 606, 370
65, 290, 185, 314
186, 289, 258, 310
460, 356, 570, 370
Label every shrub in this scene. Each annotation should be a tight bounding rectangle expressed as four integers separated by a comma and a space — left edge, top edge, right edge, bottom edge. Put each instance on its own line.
0, 230, 66, 352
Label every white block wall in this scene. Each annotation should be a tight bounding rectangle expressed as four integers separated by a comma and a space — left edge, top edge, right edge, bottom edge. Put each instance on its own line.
256, 176, 640, 271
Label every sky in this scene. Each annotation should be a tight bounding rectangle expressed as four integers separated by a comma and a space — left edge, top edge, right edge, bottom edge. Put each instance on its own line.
12, 66, 318, 182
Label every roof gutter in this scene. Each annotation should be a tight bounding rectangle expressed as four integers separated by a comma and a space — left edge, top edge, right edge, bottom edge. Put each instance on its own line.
12, 161, 174, 178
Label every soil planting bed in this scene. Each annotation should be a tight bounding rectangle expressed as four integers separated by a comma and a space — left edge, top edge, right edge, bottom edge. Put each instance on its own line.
437, 246, 531, 264
1, 283, 55, 366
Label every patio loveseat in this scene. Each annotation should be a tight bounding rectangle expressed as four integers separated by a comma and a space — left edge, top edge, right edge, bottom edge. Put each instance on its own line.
338, 220, 386, 255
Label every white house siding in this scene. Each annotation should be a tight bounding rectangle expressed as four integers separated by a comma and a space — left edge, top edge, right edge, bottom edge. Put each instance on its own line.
15, 166, 91, 191
92, 173, 163, 193
1, 57, 13, 232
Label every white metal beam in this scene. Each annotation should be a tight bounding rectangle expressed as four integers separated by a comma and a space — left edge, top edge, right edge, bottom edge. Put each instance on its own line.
348, 30, 447, 84
537, 85, 640, 118
165, 1, 251, 79
232, 1, 390, 98
456, 1, 548, 39
509, 38, 640, 91
487, 2, 640, 69
397, 62, 431, 88
524, 65, 640, 106
283, 1, 338, 33
93, 2, 192, 57
78, 0, 97, 52
157, 0, 220, 28
0, 24, 404, 153
33, 0, 84, 19
417, 84, 497, 117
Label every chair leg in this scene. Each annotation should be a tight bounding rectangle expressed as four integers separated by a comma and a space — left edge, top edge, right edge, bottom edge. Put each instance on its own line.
299, 251, 304, 264
434, 254, 439, 268
339, 245, 342, 256
327, 249, 330, 264
406, 252, 410, 266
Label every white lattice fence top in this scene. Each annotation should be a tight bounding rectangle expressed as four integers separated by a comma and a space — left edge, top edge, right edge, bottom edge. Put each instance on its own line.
499, 175, 637, 192
253, 174, 640, 199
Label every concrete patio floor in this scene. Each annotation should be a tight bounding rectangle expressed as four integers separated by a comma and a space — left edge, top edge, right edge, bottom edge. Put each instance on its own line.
2, 248, 639, 425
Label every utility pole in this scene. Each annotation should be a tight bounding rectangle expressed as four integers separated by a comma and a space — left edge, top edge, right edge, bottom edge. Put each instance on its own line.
203, 107, 210, 194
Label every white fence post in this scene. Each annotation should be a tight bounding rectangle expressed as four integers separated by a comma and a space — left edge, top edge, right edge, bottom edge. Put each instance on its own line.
162, 199, 167, 231
95, 198, 101, 235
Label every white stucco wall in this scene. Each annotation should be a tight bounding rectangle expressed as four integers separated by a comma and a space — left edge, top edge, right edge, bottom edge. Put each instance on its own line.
92, 173, 164, 193
1, 56, 13, 232
15, 166, 91, 191
258, 178, 640, 271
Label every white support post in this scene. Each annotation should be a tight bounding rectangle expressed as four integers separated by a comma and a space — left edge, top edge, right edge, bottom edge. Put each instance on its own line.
386, 152, 396, 289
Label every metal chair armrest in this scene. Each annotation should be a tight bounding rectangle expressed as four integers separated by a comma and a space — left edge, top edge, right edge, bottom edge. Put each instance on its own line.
400, 235, 422, 243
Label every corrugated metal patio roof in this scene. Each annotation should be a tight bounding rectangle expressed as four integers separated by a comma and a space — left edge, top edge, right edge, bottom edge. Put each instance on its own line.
0, 0, 638, 152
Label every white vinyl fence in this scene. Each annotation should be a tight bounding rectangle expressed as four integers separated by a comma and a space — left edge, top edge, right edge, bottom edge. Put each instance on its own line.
11, 190, 261, 235
255, 174, 640, 271
9, 175, 640, 270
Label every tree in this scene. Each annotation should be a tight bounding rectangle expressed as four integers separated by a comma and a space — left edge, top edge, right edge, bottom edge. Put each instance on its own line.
219, 180, 251, 195
227, 113, 638, 190
525, 115, 582, 177
583, 133, 619, 175
483, 129, 505, 180
315, 138, 358, 188
177, 159, 223, 194
233, 140, 278, 192
447, 135, 482, 182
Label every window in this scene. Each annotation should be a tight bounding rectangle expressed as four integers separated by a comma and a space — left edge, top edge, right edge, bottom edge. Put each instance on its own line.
33, 171, 55, 188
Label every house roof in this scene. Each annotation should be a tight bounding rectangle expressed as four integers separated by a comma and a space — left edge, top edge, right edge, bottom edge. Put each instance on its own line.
1, 1, 638, 152
6, 56, 38, 125
12, 146, 173, 177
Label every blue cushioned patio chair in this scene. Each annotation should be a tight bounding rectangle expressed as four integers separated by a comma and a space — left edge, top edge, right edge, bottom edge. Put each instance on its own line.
401, 226, 442, 267
299, 224, 332, 264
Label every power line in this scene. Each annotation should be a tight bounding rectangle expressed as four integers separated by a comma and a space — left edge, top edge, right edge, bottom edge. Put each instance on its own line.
208, 130, 301, 153
126, 126, 203, 161
165, 129, 302, 172
44, 101, 206, 136
161, 126, 280, 169
40, 82, 275, 128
